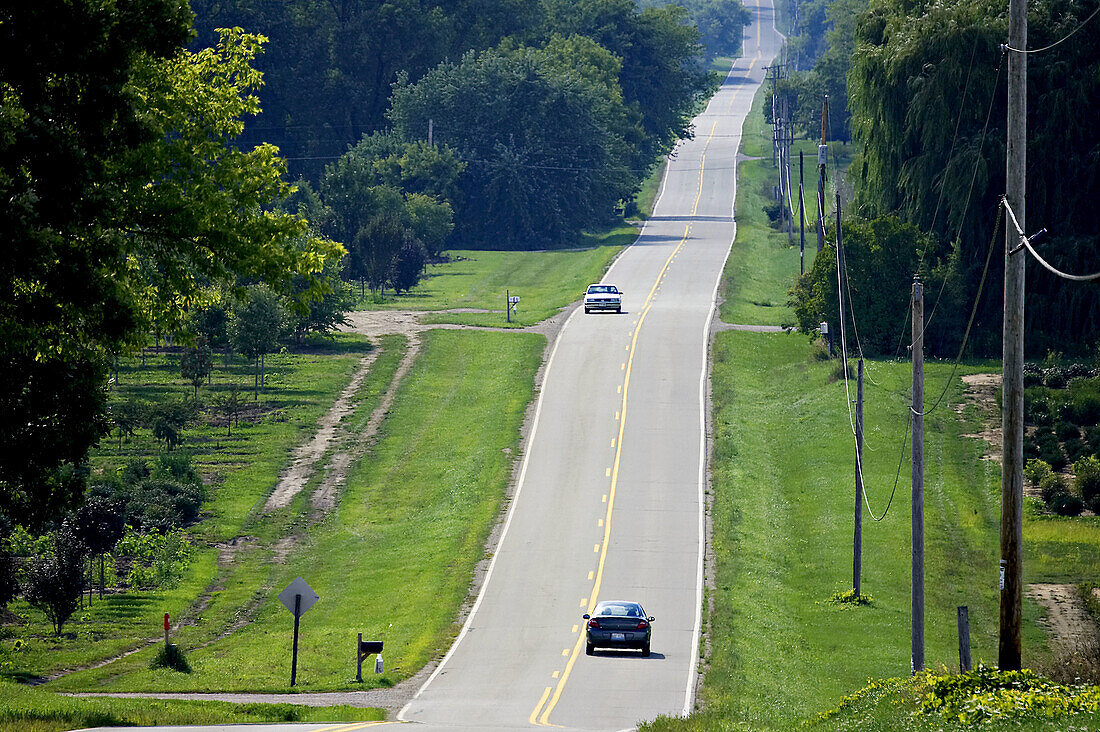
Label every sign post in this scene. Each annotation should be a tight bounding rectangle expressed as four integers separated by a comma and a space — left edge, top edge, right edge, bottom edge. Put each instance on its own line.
163, 613, 170, 648
278, 577, 319, 687
506, 291, 520, 322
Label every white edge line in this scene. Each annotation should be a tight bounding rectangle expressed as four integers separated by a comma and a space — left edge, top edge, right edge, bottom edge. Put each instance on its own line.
683, 1, 778, 715
397, 305, 581, 721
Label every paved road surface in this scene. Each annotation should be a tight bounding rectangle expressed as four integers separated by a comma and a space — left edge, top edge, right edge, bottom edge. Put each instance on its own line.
75, 3, 780, 731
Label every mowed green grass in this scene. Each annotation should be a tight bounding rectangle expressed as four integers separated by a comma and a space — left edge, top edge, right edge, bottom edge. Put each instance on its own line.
50, 329, 545, 692
0, 679, 381, 732
352, 225, 635, 327
642, 332, 1076, 729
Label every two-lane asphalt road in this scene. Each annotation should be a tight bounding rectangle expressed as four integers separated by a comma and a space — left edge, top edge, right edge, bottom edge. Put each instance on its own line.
398, 5, 782, 730
75, 4, 780, 731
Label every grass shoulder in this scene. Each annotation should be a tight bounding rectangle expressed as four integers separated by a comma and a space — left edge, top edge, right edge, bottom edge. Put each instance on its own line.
0, 679, 382, 732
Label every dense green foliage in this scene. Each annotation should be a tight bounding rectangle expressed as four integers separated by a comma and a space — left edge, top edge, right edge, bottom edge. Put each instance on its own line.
638, 0, 751, 61
190, 0, 546, 181
389, 42, 638, 246
788, 215, 941, 355
1, 4, 342, 528
849, 0, 1100, 356
774, 0, 866, 142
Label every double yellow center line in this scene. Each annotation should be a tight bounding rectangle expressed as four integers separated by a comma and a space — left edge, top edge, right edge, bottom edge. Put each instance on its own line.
529, 44, 760, 728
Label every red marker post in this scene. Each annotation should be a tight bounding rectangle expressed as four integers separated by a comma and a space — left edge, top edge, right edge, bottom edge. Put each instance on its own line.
164, 613, 170, 648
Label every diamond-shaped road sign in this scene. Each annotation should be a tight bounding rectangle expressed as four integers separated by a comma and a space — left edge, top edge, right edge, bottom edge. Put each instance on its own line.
279, 577, 319, 617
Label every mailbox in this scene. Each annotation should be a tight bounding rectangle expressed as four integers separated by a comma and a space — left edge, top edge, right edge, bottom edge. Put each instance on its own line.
359, 640, 383, 655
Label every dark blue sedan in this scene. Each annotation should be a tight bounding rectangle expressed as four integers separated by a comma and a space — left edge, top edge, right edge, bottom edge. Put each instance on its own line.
583, 600, 653, 656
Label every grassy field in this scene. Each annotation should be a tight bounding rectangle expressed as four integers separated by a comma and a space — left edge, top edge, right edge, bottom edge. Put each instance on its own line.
351, 225, 636, 327
0, 678, 381, 732
47, 329, 544, 692
640, 85, 1100, 730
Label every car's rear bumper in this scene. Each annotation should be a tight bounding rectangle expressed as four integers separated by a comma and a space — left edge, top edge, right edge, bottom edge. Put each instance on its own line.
586, 630, 649, 648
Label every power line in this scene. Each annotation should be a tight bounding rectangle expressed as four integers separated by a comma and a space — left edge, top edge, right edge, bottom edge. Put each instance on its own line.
912, 199, 1005, 419
920, 51, 1006, 338
833, 200, 906, 521
1003, 197, 1100, 281
1002, 3, 1100, 54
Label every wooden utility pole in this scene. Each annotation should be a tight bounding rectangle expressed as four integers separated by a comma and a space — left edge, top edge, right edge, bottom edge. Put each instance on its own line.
1000, 0, 1027, 672
911, 277, 925, 673
799, 151, 805, 275
817, 96, 829, 252
855, 358, 864, 597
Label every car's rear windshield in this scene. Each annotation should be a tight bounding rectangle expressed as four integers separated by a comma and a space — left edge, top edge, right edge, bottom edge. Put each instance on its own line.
587, 285, 616, 294
594, 602, 642, 617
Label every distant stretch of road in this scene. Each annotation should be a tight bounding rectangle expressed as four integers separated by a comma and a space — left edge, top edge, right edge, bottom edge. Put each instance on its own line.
76, 3, 780, 731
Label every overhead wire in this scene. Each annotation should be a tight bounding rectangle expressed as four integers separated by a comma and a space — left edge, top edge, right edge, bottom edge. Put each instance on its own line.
911, 199, 1005, 418
1003, 3, 1100, 54
834, 207, 903, 520
1003, 197, 1100, 281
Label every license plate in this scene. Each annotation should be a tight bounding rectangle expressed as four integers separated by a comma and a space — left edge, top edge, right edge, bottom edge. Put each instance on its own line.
611, 633, 625, 642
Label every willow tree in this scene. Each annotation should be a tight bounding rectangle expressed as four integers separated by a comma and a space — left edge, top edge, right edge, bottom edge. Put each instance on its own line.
848, 0, 1100, 356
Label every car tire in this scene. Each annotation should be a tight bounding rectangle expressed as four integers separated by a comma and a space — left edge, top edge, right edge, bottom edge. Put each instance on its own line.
584, 307, 591, 314
615, 306, 621, 313
641, 643, 650, 657
586, 642, 594, 656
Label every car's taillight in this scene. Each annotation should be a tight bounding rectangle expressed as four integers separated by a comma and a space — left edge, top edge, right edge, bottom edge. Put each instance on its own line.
588, 618, 600, 628
636, 620, 648, 629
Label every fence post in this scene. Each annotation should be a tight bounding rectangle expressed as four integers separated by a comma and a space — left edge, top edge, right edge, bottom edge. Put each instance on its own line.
958, 606, 972, 672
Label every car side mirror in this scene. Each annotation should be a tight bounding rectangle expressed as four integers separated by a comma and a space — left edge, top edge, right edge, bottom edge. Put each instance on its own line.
582, 614, 591, 620
648, 616, 655, 622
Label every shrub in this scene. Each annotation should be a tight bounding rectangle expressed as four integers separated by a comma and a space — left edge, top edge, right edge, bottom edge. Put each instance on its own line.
1065, 385, 1100, 425
115, 528, 192, 590
1056, 421, 1081, 440
1023, 362, 1044, 387
1025, 388, 1055, 425
1076, 456, 1100, 512
1066, 437, 1089, 464
150, 643, 191, 673
1044, 367, 1068, 389
1040, 473, 1084, 516
1024, 459, 1054, 487
1065, 362, 1095, 381
1037, 431, 1068, 470
1087, 426, 1100, 455
96, 454, 206, 531
1050, 491, 1084, 517
919, 664, 1100, 725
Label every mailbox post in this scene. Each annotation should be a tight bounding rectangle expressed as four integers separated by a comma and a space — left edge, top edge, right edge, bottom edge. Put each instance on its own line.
356, 634, 384, 682
506, 291, 520, 322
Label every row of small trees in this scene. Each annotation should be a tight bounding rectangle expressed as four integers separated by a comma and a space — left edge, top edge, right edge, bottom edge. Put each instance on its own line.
1, 454, 203, 635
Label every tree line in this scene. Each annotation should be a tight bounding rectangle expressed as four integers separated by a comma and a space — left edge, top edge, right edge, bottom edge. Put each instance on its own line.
1, 0, 748, 564
785, 0, 1100, 358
